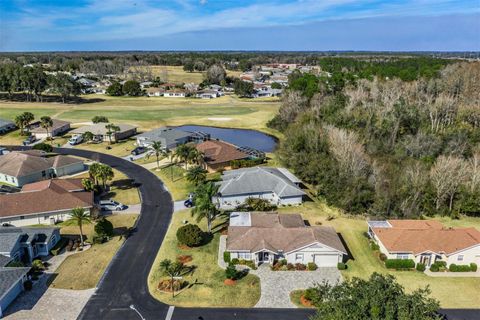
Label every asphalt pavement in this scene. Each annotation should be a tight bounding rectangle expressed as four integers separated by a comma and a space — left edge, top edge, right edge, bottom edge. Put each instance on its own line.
4, 145, 477, 320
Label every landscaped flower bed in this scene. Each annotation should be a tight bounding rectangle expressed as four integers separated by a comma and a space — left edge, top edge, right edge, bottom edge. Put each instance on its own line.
271, 260, 318, 271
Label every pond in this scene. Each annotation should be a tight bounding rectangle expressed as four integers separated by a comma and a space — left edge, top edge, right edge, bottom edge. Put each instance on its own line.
176, 125, 278, 152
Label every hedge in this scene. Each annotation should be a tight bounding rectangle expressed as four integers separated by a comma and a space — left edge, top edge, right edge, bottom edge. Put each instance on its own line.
449, 264, 476, 272
385, 259, 415, 270
337, 262, 347, 270
430, 263, 440, 272
50, 237, 69, 256
470, 263, 478, 272
416, 263, 426, 272
223, 251, 231, 264
307, 262, 318, 271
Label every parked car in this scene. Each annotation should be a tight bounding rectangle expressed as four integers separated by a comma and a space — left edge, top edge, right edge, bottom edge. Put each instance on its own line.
68, 135, 83, 145
99, 199, 127, 211
184, 199, 194, 208
131, 146, 147, 155
22, 135, 36, 145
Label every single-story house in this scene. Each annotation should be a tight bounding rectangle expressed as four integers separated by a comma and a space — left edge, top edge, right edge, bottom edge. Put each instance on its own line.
136, 127, 195, 151
0, 227, 60, 262
0, 178, 93, 227
29, 119, 71, 139
163, 89, 186, 98
71, 123, 137, 143
215, 167, 305, 209
196, 140, 249, 172
0, 151, 85, 187
195, 90, 221, 99
145, 87, 164, 97
0, 119, 16, 134
0, 266, 30, 318
226, 212, 347, 267
368, 220, 480, 268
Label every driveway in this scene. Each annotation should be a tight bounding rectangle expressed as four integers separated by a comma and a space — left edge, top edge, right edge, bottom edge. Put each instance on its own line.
251, 266, 342, 308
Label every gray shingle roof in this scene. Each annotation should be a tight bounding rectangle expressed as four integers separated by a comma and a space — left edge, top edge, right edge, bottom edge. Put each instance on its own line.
218, 167, 305, 198
0, 233, 21, 254
0, 118, 14, 127
0, 227, 58, 254
136, 127, 191, 146
0, 267, 30, 299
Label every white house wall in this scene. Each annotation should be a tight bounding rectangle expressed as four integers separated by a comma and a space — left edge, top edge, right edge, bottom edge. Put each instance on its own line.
217, 193, 302, 209
285, 243, 342, 266
0, 209, 89, 227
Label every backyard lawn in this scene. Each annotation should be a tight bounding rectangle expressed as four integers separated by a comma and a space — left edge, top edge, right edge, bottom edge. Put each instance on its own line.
50, 214, 138, 290
279, 202, 480, 308
148, 210, 261, 307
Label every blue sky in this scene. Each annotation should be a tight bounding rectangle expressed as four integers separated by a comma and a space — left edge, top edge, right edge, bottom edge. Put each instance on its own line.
0, 0, 478, 51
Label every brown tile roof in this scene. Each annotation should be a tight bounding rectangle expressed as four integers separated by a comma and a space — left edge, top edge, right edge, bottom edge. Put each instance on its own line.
0, 152, 51, 177
29, 119, 70, 133
0, 179, 93, 218
372, 220, 480, 255
196, 140, 248, 165
387, 220, 443, 230
227, 213, 346, 254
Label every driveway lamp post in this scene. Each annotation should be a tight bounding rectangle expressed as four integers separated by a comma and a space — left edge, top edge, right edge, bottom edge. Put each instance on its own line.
129, 304, 146, 320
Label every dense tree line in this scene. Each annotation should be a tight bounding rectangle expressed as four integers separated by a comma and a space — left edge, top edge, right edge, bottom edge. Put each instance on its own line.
269, 62, 480, 217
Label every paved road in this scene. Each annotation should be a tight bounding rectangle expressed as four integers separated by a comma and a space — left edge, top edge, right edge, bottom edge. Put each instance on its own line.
5, 146, 476, 320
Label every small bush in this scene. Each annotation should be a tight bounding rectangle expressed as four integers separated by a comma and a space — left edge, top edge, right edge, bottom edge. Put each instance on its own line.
295, 263, 307, 271
92, 234, 108, 244
449, 264, 473, 272
94, 217, 114, 238
430, 264, 439, 272
379, 253, 387, 261
223, 251, 231, 263
470, 263, 478, 272
385, 259, 415, 270
286, 263, 295, 270
50, 237, 68, 256
436, 261, 447, 268
31, 259, 45, 272
304, 288, 320, 303
416, 263, 426, 272
370, 242, 380, 251
32, 142, 53, 152
337, 262, 347, 270
307, 262, 317, 271
231, 258, 239, 265
225, 263, 238, 280
176, 224, 204, 247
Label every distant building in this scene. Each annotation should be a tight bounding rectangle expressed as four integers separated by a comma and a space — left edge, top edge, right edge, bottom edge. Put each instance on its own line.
195, 90, 221, 99
0, 151, 85, 187
71, 123, 137, 143
196, 140, 249, 172
28, 119, 71, 139
0, 119, 16, 134
145, 87, 164, 97
163, 89, 186, 98
136, 127, 210, 150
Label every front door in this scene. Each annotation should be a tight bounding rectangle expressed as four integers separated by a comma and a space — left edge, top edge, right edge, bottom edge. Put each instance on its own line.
420, 255, 431, 266
258, 252, 269, 263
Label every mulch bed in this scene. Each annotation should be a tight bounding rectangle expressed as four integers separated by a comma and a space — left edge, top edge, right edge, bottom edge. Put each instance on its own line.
224, 279, 236, 286
300, 295, 313, 307
177, 255, 193, 264
178, 244, 192, 250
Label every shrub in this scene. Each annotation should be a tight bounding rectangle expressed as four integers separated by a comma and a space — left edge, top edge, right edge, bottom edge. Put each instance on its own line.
31, 259, 45, 272
231, 258, 239, 265
385, 259, 415, 270
429, 264, 439, 272
176, 224, 204, 247
92, 235, 108, 244
295, 263, 307, 271
436, 261, 447, 268
379, 253, 387, 261
416, 263, 426, 272
449, 264, 473, 272
304, 288, 320, 304
370, 242, 380, 251
50, 237, 68, 256
470, 263, 478, 272
237, 259, 256, 269
337, 262, 347, 270
223, 251, 231, 264
32, 142, 53, 152
94, 217, 114, 238
287, 263, 295, 270
225, 263, 238, 280
307, 262, 318, 271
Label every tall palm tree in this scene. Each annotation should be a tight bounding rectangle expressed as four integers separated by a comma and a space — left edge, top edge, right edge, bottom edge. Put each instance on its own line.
40, 116, 53, 141
105, 123, 120, 144
22, 112, 34, 134
67, 207, 91, 247
174, 144, 191, 169
98, 164, 114, 189
186, 166, 207, 186
88, 162, 102, 186
149, 141, 165, 169
159, 259, 193, 298
187, 148, 204, 168
14, 114, 25, 135
191, 181, 219, 233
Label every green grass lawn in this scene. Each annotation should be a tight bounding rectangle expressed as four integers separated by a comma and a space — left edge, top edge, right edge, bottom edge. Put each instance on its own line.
279, 202, 480, 308
151, 165, 192, 201
51, 214, 138, 290
148, 210, 261, 307
136, 65, 242, 84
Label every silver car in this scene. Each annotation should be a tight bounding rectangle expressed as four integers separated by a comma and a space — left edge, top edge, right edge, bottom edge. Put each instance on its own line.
99, 199, 127, 211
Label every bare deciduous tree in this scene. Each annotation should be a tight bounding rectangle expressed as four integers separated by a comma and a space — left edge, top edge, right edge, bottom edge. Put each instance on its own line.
278, 90, 308, 123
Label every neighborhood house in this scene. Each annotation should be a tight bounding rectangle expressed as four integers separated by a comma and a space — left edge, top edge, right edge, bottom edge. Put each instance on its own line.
0, 265, 30, 318
368, 220, 480, 268
196, 140, 249, 172
71, 123, 137, 143
0, 178, 94, 227
215, 167, 305, 209
0, 119, 15, 134
136, 127, 210, 151
0, 151, 85, 187
226, 212, 347, 267
29, 119, 71, 139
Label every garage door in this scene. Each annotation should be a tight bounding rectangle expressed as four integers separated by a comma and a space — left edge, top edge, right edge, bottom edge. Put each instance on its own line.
313, 254, 339, 267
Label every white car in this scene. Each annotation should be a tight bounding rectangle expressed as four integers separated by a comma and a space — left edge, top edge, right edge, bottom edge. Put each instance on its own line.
100, 200, 127, 211
69, 135, 83, 145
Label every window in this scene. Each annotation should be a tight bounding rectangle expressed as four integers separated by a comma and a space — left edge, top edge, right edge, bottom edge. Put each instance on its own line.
295, 253, 304, 261
457, 255, 464, 262
238, 252, 251, 260
396, 254, 409, 260
44, 216, 49, 220
20, 216, 25, 220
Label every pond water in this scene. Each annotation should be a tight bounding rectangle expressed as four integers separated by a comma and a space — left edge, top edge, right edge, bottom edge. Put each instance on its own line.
176, 125, 278, 152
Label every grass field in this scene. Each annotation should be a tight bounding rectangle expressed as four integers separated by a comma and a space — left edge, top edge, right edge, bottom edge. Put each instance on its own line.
135, 65, 242, 84
51, 214, 138, 290
148, 210, 261, 307
279, 202, 480, 308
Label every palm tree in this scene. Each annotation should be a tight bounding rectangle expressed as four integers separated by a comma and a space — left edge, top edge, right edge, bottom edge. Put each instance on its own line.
14, 114, 26, 135
159, 259, 193, 298
187, 148, 204, 168
98, 164, 114, 189
40, 116, 53, 141
22, 112, 34, 134
88, 162, 102, 186
186, 166, 207, 186
105, 123, 120, 144
149, 141, 165, 169
174, 144, 191, 169
66, 207, 91, 247
191, 181, 219, 233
